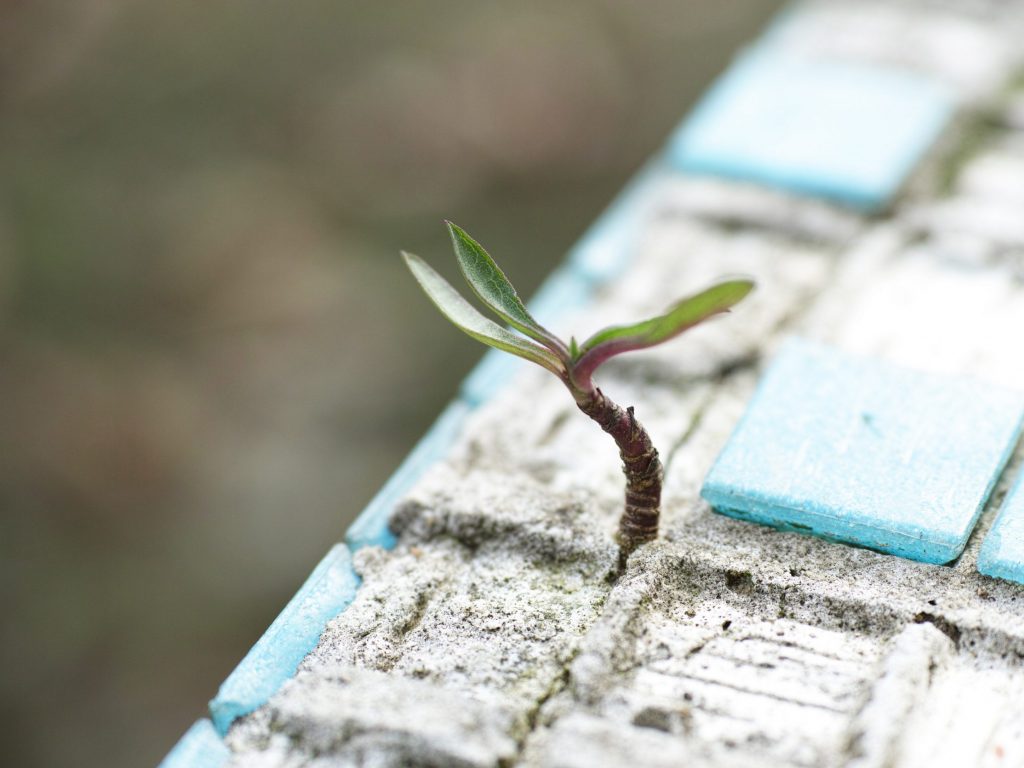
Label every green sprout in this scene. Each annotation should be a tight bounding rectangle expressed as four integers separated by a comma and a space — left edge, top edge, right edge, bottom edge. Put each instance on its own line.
404, 222, 754, 565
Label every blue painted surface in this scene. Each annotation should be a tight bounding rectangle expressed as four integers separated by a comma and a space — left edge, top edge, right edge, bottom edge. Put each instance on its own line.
567, 163, 662, 285
979, 474, 1024, 584
346, 401, 472, 549
209, 544, 360, 734
526, 266, 594, 331
158, 720, 229, 768
460, 350, 530, 409
668, 49, 953, 212
702, 339, 1024, 564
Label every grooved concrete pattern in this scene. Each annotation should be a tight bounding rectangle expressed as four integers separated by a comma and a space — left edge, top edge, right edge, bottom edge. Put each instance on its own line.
197, 0, 1024, 766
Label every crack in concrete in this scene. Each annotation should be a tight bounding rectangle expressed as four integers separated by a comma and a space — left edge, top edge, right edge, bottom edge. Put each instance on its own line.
507, 652, 579, 768
377, 586, 435, 673
662, 387, 717, 477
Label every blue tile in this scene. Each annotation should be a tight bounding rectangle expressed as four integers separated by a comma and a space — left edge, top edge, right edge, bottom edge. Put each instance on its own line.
460, 350, 530, 408
702, 339, 1024, 565
526, 267, 593, 330
209, 544, 360, 734
347, 401, 472, 549
567, 163, 661, 285
158, 720, 229, 768
979, 474, 1024, 584
668, 49, 953, 212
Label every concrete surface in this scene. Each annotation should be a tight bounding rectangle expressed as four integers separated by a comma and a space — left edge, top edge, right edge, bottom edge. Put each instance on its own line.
216, 0, 1024, 765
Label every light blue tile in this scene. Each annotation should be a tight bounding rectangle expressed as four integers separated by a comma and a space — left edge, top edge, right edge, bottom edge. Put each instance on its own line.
702, 339, 1024, 564
526, 267, 593, 330
209, 544, 360, 734
460, 350, 530, 408
669, 50, 953, 212
979, 474, 1024, 584
567, 163, 662, 285
158, 720, 229, 768
346, 401, 472, 549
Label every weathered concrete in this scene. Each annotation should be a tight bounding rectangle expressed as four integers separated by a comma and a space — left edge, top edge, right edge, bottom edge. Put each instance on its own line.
224, 1, 1024, 766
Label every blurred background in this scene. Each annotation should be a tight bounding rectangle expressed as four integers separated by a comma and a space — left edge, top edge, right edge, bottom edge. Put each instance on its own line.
0, 2, 781, 765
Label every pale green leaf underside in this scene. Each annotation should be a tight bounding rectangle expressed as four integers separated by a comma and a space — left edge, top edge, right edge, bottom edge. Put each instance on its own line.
580, 279, 755, 354
446, 222, 562, 351
403, 251, 565, 376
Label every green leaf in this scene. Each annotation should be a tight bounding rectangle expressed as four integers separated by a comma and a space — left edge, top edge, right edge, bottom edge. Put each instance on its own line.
580, 280, 754, 354
571, 279, 754, 387
446, 222, 566, 355
402, 251, 566, 377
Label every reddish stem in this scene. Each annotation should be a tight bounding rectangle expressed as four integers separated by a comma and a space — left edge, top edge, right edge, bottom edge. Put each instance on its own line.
573, 386, 663, 567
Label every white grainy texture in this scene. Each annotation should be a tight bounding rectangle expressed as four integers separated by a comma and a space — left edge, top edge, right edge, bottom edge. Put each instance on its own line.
797, 239, 1024, 390
845, 623, 955, 768
657, 177, 865, 244
521, 713, 703, 768
225, 3, 1024, 765
761, 0, 1024, 102
227, 667, 520, 768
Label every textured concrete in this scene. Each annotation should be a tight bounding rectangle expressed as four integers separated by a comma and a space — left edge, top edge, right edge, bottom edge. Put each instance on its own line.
760, 0, 1022, 102
229, 666, 520, 768
214, 0, 1024, 765
347, 402, 472, 551
225, 204, 1024, 767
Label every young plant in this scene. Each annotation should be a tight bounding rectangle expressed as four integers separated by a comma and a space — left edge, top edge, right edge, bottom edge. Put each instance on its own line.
403, 222, 753, 564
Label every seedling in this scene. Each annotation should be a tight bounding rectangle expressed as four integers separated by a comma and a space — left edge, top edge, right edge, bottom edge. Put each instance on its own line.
403, 222, 753, 564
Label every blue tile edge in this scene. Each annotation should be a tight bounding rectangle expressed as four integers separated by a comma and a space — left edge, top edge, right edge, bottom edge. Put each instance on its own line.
528, 266, 595, 326
208, 543, 360, 735
703, 400, 1024, 566
158, 719, 229, 768
567, 160, 665, 285
979, 473, 1024, 583
346, 400, 473, 550
704, 486, 965, 566
701, 339, 1024, 566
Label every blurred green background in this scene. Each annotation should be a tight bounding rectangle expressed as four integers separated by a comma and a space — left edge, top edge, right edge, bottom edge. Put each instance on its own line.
0, 2, 780, 765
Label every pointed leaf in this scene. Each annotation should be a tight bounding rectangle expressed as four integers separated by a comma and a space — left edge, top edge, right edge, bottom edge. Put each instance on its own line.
402, 251, 566, 377
446, 222, 566, 356
572, 279, 754, 386
580, 279, 754, 354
